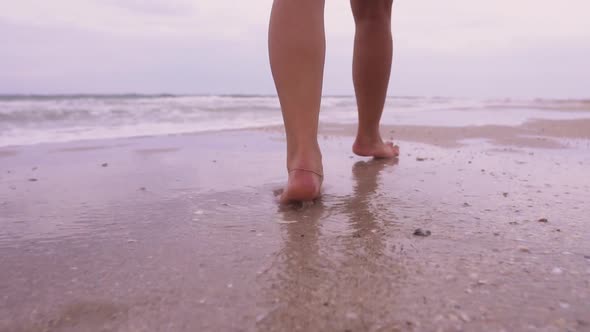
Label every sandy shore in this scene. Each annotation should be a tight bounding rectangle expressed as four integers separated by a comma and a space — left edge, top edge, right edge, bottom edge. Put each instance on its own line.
1, 119, 589, 331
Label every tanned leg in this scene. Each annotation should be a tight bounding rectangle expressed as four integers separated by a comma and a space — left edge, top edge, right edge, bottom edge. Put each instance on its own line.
350, 0, 399, 158
269, 0, 326, 203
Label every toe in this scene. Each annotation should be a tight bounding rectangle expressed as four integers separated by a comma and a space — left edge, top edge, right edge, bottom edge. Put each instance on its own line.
379, 142, 398, 158
385, 142, 399, 155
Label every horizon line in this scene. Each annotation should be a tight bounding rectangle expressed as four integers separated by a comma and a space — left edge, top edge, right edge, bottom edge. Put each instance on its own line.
0, 93, 588, 102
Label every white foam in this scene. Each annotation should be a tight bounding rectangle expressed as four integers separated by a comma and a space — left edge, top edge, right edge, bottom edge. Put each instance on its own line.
0, 95, 588, 147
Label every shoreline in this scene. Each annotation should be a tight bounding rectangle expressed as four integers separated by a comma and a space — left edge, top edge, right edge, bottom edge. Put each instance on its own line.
2, 117, 590, 152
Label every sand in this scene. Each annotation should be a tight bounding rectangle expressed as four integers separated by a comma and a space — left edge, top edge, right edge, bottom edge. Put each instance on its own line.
1, 119, 589, 331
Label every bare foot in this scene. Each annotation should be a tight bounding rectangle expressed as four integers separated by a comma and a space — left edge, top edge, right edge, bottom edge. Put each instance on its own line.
280, 169, 323, 204
352, 137, 400, 159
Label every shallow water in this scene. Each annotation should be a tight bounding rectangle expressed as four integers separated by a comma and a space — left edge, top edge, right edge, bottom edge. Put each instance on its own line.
1, 95, 589, 147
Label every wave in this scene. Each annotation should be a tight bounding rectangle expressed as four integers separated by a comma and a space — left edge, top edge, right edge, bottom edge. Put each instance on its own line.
1, 95, 588, 147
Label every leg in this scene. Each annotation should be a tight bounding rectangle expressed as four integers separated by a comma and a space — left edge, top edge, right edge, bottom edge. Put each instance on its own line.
269, 0, 326, 203
350, 0, 399, 158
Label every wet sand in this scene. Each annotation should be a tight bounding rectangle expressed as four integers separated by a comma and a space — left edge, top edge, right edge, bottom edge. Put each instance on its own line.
1, 120, 590, 331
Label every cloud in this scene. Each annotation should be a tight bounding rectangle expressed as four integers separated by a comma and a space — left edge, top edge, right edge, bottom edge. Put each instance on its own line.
391, 0, 590, 53
0, 0, 589, 97
0, 0, 270, 40
100, 0, 195, 17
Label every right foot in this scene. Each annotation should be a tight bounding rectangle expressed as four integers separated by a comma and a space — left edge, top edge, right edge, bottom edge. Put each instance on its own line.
353, 136, 400, 159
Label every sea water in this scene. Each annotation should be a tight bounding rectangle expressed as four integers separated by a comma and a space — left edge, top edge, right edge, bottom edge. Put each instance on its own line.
1, 94, 588, 147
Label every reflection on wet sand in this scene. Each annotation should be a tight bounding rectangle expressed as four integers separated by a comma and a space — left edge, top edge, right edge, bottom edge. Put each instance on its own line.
345, 159, 399, 258
258, 159, 406, 330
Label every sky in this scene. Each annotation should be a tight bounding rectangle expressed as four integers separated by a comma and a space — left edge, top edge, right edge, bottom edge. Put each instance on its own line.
1, 0, 589, 98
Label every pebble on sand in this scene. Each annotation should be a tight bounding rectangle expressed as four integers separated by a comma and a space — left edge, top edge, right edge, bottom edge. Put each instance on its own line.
28, 178, 38, 182
475, 279, 488, 286
416, 157, 427, 162
538, 218, 549, 223
413, 228, 431, 237
518, 246, 531, 253
101, 163, 108, 167
458, 312, 471, 322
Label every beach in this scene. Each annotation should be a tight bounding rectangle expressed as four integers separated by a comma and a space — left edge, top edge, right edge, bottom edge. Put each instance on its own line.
1, 98, 590, 331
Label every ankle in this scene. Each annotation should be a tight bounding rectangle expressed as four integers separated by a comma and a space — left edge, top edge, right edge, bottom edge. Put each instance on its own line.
354, 131, 383, 146
287, 143, 323, 172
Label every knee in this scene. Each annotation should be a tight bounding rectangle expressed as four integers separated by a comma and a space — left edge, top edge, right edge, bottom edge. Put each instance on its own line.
351, 0, 393, 23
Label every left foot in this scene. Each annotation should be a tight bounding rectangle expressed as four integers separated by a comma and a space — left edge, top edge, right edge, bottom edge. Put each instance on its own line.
280, 146, 324, 204
352, 136, 399, 158
280, 169, 323, 204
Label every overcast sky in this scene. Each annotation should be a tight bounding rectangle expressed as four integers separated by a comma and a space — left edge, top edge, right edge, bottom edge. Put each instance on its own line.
1, 0, 589, 98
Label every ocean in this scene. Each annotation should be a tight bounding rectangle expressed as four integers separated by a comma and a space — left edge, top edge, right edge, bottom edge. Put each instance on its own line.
1, 95, 588, 147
